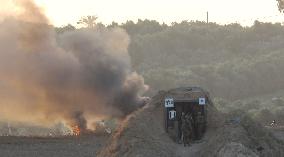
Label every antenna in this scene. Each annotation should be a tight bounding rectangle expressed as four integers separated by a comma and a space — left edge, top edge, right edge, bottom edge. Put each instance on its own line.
207, 11, 209, 23
7, 122, 12, 135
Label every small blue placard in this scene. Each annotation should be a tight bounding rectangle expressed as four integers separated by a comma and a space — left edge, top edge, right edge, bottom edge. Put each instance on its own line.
199, 98, 206, 105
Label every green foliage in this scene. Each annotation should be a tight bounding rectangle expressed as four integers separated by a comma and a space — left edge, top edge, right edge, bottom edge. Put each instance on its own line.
54, 20, 284, 123
125, 21, 284, 100
55, 24, 76, 34
77, 15, 98, 28
55, 20, 284, 101
277, 0, 284, 12
121, 19, 167, 36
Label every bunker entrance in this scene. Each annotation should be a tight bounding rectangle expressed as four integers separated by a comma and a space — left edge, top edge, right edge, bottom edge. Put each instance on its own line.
164, 87, 209, 144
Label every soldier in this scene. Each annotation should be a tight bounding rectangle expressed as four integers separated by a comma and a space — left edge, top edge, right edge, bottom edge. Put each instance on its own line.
181, 112, 193, 146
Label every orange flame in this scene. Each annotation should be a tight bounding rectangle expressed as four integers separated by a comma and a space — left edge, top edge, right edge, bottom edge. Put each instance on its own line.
72, 125, 81, 136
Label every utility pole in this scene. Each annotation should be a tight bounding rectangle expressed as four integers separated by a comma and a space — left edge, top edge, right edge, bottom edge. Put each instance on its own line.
7, 122, 11, 136
207, 11, 209, 23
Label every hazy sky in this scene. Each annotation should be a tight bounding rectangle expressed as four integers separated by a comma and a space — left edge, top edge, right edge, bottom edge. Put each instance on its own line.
31, 0, 284, 26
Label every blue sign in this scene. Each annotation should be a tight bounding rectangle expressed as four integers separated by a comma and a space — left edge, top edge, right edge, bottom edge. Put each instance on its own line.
199, 98, 206, 105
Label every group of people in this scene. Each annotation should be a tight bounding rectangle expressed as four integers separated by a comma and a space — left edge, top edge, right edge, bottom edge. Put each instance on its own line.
180, 112, 194, 146
179, 110, 205, 147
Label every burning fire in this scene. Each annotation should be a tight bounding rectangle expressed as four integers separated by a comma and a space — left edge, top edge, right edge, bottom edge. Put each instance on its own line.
72, 125, 81, 136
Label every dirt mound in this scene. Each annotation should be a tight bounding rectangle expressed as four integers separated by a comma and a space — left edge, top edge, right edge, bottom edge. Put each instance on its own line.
217, 142, 258, 157
98, 90, 284, 157
200, 113, 284, 157
98, 91, 174, 157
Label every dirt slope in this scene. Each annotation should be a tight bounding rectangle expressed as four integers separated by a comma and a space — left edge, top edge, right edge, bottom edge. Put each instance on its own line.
98, 91, 284, 157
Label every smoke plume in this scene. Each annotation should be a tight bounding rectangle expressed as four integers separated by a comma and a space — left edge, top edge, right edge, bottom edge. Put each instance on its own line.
0, 0, 148, 131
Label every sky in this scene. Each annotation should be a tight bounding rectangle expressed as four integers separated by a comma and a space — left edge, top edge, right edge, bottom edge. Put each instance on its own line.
12, 0, 284, 26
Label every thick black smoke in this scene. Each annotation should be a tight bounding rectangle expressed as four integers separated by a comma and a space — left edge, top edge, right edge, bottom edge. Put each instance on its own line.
0, 0, 148, 131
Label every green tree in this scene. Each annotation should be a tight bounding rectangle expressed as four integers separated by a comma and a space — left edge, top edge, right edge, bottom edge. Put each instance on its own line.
77, 15, 98, 28
121, 19, 166, 36
55, 24, 75, 34
107, 22, 119, 28
277, 0, 284, 12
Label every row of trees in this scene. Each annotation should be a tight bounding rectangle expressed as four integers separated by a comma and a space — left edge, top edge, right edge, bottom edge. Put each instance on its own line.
55, 20, 284, 101
54, 1, 284, 123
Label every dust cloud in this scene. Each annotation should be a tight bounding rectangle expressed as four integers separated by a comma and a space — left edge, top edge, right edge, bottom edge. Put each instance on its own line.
0, 0, 148, 131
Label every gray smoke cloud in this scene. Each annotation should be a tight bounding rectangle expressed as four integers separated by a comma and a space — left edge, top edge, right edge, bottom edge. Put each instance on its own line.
0, 0, 148, 131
